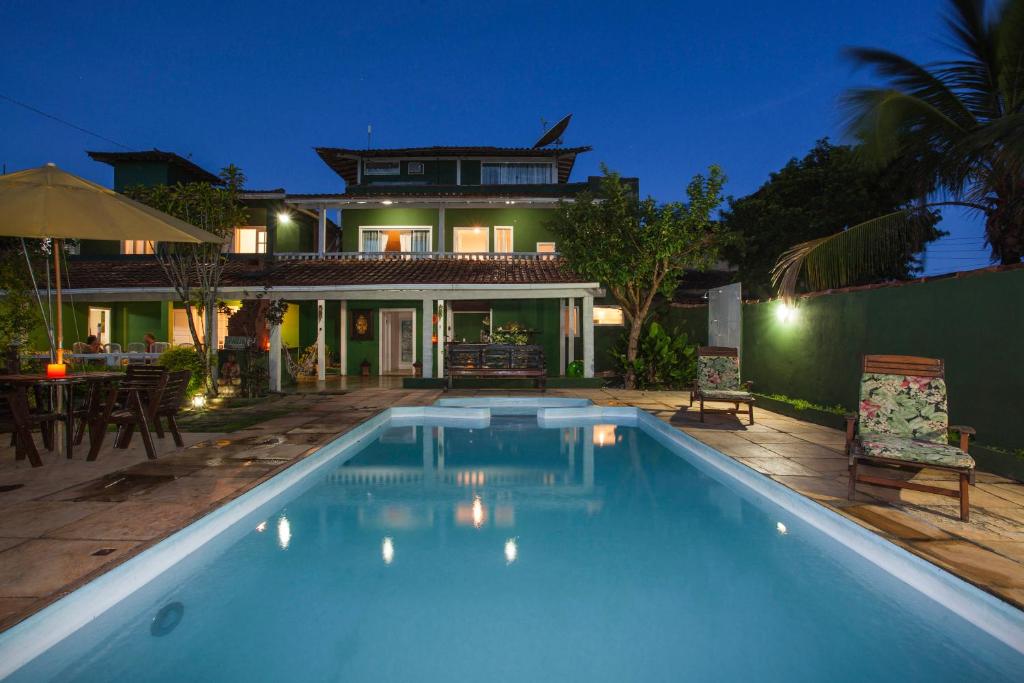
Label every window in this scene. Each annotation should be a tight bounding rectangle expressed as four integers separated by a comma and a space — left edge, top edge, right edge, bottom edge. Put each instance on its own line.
594, 306, 625, 326
234, 226, 267, 254
364, 161, 400, 175
122, 240, 154, 255
359, 226, 432, 253
536, 242, 556, 253
453, 227, 489, 253
407, 161, 425, 174
494, 226, 514, 253
481, 162, 553, 184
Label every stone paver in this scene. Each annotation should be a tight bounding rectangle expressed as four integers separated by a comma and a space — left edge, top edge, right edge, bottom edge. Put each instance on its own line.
0, 384, 1022, 635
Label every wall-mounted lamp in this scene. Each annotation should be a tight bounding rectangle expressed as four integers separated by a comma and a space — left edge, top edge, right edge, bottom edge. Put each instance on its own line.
775, 302, 799, 324
276, 211, 293, 225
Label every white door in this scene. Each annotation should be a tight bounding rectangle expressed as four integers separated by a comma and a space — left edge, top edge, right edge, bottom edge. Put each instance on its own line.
380, 309, 416, 374
87, 307, 112, 345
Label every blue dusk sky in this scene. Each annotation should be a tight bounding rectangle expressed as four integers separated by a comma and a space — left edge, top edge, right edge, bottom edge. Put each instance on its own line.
0, 0, 994, 274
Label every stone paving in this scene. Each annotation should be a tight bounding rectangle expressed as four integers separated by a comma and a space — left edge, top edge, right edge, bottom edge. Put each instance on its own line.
1, 385, 1023, 633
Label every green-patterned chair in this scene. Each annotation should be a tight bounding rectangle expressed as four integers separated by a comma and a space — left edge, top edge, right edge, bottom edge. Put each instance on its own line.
689, 346, 754, 424
846, 355, 976, 521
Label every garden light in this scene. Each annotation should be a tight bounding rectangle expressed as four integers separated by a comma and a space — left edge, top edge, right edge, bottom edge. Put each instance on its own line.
775, 302, 799, 324
191, 394, 207, 409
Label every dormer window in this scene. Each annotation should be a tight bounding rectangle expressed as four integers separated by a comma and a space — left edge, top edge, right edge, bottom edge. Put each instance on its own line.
364, 161, 400, 176
481, 162, 553, 184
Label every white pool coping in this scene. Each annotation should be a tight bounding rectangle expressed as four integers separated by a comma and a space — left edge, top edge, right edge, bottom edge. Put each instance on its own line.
1, 400, 1022, 678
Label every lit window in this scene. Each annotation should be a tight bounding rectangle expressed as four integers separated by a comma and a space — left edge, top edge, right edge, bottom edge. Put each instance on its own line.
593, 306, 625, 326
122, 240, 154, 255
481, 162, 553, 184
494, 226, 514, 253
536, 242, 556, 253
563, 306, 579, 336
453, 227, 489, 253
234, 227, 267, 254
364, 161, 400, 176
359, 226, 431, 253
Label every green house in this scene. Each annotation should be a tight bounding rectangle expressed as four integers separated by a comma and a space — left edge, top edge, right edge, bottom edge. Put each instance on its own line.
55, 141, 630, 388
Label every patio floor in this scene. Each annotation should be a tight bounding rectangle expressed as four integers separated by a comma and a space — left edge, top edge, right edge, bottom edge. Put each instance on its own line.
1, 386, 1022, 633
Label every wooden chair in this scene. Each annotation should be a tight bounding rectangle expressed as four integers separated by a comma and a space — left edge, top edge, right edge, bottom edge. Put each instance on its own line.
87, 365, 168, 460
153, 370, 192, 447
0, 385, 59, 467
846, 355, 976, 521
689, 347, 754, 424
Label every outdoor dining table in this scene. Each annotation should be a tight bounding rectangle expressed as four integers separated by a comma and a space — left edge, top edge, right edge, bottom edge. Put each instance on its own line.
0, 371, 124, 466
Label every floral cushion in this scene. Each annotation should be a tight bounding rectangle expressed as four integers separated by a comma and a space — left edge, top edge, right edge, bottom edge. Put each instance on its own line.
702, 389, 753, 401
698, 355, 740, 391
859, 373, 948, 443
860, 434, 974, 469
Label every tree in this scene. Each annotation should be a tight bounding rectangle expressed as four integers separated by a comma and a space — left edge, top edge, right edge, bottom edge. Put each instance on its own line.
774, 0, 1024, 297
549, 166, 726, 389
722, 139, 942, 298
0, 239, 44, 350
127, 166, 248, 394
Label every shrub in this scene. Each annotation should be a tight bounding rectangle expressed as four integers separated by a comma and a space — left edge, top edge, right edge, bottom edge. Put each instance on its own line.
613, 321, 697, 390
158, 346, 207, 398
491, 322, 529, 345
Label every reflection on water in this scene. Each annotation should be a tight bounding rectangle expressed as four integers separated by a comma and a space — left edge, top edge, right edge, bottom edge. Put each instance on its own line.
381, 537, 394, 565
276, 515, 291, 550
504, 537, 518, 564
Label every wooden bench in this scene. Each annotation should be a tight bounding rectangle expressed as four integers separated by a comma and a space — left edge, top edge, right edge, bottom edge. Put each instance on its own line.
445, 343, 546, 391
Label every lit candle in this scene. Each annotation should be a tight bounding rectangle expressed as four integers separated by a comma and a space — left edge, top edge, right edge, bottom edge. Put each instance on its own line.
46, 363, 66, 378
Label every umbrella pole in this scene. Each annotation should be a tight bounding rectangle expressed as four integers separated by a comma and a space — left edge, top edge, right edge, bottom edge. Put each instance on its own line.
54, 238, 63, 364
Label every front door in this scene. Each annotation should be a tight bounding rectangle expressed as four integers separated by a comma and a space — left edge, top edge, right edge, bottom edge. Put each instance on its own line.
380, 309, 416, 374
87, 307, 112, 345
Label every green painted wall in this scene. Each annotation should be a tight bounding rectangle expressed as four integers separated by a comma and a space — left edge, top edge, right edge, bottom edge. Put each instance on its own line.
28, 300, 170, 351
443, 208, 557, 251
341, 208, 439, 251
362, 160, 457, 185
490, 299, 561, 376
666, 268, 1024, 450
453, 312, 488, 343
345, 300, 423, 375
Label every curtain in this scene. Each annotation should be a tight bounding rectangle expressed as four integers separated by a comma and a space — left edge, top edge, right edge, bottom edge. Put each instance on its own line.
481, 163, 552, 184
410, 230, 430, 252
400, 232, 412, 253
362, 230, 383, 252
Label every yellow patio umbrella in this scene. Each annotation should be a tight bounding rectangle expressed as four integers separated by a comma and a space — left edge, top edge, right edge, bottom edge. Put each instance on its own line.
0, 163, 223, 364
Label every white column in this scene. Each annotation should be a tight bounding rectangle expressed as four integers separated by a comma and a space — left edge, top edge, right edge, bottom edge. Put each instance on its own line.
567, 297, 576, 365
558, 297, 566, 375
317, 206, 327, 255
339, 300, 348, 376
437, 207, 445, 252
421, 299, 434, 378
268, 314, 282, 392
316, 299, 326, 381
582, 294, 594, 378
435, 300, 445, 379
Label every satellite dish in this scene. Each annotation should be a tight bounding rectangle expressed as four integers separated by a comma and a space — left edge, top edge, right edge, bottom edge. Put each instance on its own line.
532, 114, 572, 148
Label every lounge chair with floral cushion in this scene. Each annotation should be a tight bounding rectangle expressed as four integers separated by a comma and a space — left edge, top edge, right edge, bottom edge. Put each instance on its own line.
846, 355, 976, 521
689, 346, 754, 424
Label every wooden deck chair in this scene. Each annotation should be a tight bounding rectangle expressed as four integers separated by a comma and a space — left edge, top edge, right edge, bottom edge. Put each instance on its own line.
689, 346, 755, 424
153, 370, 191, 447
846, 355, 976, 521
87, 365, 168, 460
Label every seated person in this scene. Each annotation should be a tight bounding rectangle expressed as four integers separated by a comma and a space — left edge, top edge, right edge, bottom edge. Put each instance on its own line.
144, 332, 157, 352
85, 335, 103, 353
219, 353, 241, 385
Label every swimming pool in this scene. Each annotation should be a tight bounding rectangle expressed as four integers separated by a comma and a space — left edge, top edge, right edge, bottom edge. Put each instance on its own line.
2, 401, 1023, 681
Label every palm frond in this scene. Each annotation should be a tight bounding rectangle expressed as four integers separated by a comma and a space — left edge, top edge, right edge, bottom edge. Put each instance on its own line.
770, 210, 933, 301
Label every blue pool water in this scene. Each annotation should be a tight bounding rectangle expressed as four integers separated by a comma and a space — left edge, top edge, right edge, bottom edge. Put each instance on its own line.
8, 415, 1024, 681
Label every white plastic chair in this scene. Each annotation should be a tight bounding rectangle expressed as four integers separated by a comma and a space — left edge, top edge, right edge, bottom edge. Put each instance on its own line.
150, 342, 169, 354
105, 342, 122, 353
126, 342, 147, 353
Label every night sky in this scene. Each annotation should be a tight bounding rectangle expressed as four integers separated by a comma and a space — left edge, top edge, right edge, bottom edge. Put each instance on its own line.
0, 0, 995, 274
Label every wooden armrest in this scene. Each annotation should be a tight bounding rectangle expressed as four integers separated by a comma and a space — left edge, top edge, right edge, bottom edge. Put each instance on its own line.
844, 413, 858, 453
950, 424, 975, 453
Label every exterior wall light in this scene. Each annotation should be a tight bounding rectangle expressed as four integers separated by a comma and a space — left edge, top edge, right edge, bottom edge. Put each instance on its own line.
381, 200, 393, 205
276, 211, 293, 225
775, 302, 799, 324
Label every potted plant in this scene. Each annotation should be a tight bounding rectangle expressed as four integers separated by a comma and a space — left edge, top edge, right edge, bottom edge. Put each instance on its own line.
413, 360, 422, 377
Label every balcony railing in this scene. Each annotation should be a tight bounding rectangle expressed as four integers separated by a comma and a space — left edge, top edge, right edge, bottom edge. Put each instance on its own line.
273, 251, 560, 262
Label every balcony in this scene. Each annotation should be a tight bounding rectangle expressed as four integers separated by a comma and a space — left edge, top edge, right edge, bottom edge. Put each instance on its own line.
273, 251, 560, 262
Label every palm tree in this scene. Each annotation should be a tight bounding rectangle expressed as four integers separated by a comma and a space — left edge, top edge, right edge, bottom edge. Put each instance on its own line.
773, 0, 1024, 299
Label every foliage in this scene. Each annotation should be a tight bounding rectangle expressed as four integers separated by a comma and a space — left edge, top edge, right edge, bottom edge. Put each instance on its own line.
759, 393, 847, 416
549, 166, 725, 388
612, 321, 697, 390
158, 346, 207, 398
566, 360, 583, 378
0, 239, 44, 349
127, 166, 248, 394
775, 0, 1024, 297
240, 350, 269, 398
722, 139, 942, 298
491, 322, 530, 345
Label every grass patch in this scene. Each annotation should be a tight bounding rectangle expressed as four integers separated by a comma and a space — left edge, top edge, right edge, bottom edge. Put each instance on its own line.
757, 393, 848, 416
175, 395, 296, 433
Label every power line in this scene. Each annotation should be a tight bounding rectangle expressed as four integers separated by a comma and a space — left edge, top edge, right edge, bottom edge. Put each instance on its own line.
0, 92, 132, 150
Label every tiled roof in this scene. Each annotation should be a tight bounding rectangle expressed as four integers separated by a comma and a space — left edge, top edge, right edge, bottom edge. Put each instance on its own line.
64, 256, 586, 291
315, 146, 591, 186
86, 149, 221, 185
